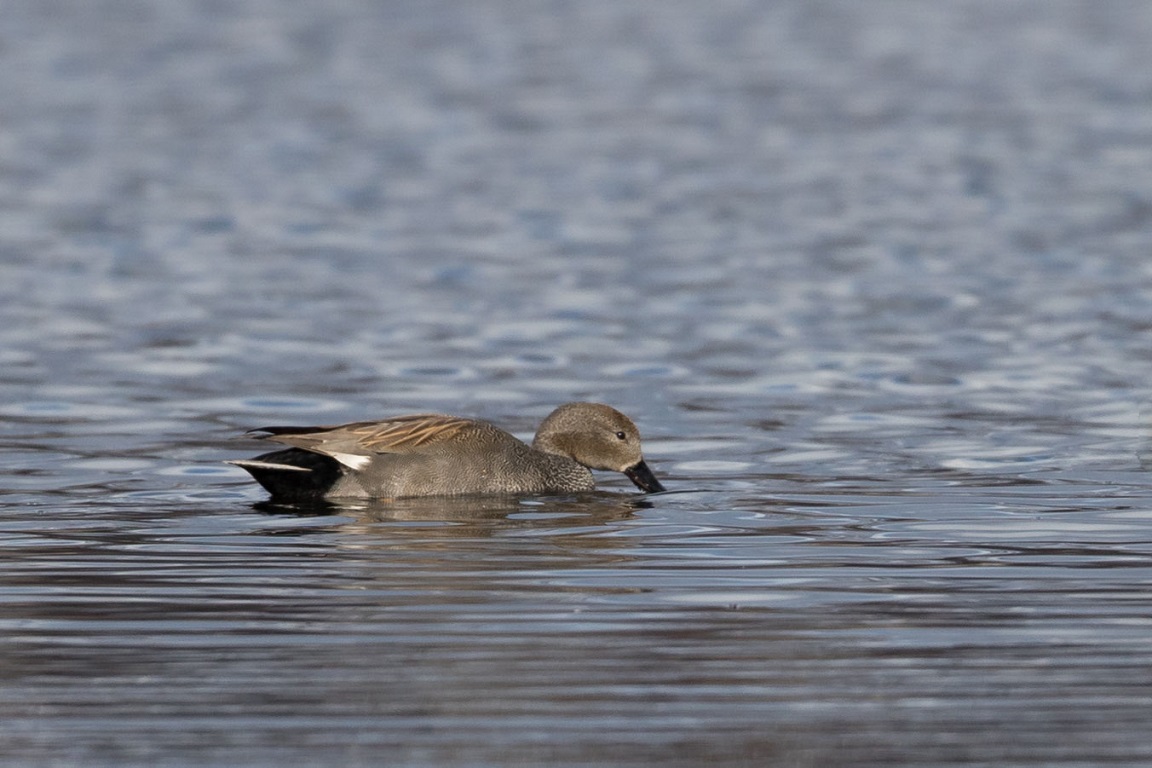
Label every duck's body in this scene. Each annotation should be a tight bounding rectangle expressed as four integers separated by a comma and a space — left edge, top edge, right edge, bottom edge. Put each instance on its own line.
230, 403, 664, 502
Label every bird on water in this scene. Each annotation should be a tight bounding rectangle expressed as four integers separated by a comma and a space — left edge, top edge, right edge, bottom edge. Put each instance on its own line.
230, 402, 665, 502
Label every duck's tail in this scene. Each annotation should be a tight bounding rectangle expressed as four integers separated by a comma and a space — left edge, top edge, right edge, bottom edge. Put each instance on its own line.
228, 448, 342, 501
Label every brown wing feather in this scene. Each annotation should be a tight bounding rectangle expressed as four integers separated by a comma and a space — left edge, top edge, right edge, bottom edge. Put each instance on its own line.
348, 414, 478, 452
256, 414, 480, 456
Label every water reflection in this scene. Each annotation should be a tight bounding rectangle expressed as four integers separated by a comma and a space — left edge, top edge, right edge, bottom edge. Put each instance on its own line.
253, 491, 650, 527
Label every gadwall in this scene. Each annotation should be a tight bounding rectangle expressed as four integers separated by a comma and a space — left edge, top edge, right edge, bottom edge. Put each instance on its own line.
229, 402, 665, 502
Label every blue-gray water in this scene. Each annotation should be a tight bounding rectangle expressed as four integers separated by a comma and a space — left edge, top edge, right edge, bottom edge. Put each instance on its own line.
4, 1, 1152, 766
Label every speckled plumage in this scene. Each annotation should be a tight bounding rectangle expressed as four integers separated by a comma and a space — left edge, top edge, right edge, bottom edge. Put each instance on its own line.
229, 402, 665, 502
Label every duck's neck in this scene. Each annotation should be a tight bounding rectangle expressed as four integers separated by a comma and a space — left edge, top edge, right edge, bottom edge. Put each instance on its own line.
533, 450, 596, 492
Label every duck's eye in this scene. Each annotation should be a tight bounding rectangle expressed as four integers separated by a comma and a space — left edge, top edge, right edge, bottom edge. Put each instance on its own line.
615, 431, 627, 441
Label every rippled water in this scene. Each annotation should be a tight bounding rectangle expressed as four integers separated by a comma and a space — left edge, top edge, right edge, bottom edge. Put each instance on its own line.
4, 1, 1152, 766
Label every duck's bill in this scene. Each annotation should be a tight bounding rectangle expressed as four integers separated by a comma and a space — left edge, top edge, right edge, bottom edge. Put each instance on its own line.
625, 460, 666, 493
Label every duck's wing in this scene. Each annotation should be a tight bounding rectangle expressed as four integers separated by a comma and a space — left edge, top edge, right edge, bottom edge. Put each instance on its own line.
249, 414, 482, 469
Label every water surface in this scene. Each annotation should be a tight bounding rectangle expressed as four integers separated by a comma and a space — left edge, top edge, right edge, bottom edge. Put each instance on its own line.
3, 1, 1152, 766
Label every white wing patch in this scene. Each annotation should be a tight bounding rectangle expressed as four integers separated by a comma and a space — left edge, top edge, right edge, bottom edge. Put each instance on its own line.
330, 452, 372, 470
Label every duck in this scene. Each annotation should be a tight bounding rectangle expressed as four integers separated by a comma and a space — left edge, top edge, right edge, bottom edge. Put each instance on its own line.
229, 401, 665, 502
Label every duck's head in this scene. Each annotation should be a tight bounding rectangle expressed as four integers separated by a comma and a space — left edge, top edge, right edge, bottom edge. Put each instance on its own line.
533, 402, 666, 493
